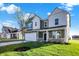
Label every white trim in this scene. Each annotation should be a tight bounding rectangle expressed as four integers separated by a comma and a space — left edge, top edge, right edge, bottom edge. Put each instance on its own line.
32, 27, 66, 32
44, 21, 48, 28
46, 31, 49, 42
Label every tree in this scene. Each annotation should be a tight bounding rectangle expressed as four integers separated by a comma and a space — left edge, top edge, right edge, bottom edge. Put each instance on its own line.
15, 9, 35, 39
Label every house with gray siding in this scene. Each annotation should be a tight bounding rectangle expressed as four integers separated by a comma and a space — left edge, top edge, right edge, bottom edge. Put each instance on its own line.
2, 26, 22, 39
24, 8, 70, 43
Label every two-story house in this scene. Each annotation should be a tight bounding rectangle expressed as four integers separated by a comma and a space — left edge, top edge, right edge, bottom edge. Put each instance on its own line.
24, 8, 70, 43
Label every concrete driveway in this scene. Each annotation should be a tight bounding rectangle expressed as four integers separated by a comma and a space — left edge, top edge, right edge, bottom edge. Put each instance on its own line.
0, 41, 27, 47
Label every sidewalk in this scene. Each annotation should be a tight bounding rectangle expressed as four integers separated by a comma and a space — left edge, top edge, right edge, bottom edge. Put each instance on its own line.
0, 41, 27, 47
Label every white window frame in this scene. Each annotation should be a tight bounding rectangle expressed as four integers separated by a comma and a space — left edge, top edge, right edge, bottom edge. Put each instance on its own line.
35, 22, 37, 26
44, 21, 48, 28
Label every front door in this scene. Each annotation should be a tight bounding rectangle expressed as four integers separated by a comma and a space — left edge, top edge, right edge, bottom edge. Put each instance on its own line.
44, 33, 47, 42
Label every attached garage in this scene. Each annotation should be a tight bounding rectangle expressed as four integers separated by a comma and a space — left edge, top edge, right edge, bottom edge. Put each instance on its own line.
25, 32, 37, 41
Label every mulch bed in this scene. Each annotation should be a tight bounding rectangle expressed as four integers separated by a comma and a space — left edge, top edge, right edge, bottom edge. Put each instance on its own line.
14, 47, 30, 52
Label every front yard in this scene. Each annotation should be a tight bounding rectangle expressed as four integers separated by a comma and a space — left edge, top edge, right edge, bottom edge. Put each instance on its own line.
0, 40, 79, 56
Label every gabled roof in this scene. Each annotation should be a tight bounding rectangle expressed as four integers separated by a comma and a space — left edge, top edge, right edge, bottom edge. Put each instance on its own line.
48, 8, 69, 17
24, 13, 42, 20
24, 8, 70, 21
2, 26, 18, 33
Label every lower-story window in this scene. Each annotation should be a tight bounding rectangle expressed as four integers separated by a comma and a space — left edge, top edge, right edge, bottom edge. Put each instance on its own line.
39, 32, 43, 38
52, 31, 58, 39
49, 31, 52, 38
49, 30, 64, 39
60, 30, 64, 38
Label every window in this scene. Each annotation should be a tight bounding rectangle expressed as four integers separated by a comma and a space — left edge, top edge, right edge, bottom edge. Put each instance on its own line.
30, 23, 32, 28
49, 31, 52, 38
39, 32, 43, 38
55, 18, 59, 25
52, 30, 64, 39
52, 31, 59, 39
44, 22, 47, 28
35, 22, 37, 26
60, 30, 64, 38
27, 23, 32, 29
52, 31, 57, 39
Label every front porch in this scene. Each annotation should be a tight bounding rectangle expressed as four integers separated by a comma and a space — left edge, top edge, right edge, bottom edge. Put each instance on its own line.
37, 28, 67, 43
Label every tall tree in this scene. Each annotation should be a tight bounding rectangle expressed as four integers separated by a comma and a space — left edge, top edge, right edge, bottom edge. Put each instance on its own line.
16, 8, 35, 39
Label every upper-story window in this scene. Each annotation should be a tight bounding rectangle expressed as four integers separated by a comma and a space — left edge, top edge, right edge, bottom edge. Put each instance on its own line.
44, 21, 47, 28
55, 18, 59, 25
35, 22, 37, 26
27, 23, 32, 29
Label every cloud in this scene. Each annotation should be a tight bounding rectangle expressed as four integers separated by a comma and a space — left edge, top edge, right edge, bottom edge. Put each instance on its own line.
0, 20, 19, 32
0, 4, 20, 14
6, 4, 20, 14
70, 30, 79, 36
47, 12, 51, 16
0, 3, 4, 7
2, 20, 17, 28
59, 3, 79, 11
0, 7, 6, 11
2, 22, 12, 27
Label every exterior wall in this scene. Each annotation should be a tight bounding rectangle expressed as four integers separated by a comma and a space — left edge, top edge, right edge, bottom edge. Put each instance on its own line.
6, 33, 10, 39
32, 16, 40, 29
1, 32, 23, 40
63, 14, 70, 43
17, 32, 23, 39
6, 33, 17, 39
48, 9, 70, 43
1, 33, 7, 38
67, 14, 70, 40
48, 12, 68, 27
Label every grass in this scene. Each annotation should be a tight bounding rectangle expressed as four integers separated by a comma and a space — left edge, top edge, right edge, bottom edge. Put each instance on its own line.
0, 40, 79, 56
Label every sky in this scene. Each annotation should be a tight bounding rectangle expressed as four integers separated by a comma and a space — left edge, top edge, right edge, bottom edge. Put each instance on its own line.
0, 3, 79, 35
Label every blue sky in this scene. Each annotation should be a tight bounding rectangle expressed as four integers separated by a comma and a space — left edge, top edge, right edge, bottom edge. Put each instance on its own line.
0, 3, 79, 35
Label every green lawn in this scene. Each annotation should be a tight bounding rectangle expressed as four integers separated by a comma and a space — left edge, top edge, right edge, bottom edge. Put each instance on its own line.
0, 40, 79, 56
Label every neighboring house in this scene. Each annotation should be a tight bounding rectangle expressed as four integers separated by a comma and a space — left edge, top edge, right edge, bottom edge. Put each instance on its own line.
0, 33, 3, 38
2, 26, 22, 39
24, 8, 70, 43
72, 35, 79, 39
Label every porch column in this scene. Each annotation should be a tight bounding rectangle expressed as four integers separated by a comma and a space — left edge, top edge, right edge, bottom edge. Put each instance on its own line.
36, 31, 38, 41
64, 28, 68, 43
46, 31, 49, 42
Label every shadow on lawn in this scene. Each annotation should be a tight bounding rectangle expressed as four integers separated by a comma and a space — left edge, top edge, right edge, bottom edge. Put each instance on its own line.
0, 41, 71, 54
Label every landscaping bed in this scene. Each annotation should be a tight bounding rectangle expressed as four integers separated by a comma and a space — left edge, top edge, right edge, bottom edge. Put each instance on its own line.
14, 47, 30, 51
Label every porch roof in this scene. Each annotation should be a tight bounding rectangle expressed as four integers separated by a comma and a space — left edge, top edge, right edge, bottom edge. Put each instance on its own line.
25, 25, 66, 32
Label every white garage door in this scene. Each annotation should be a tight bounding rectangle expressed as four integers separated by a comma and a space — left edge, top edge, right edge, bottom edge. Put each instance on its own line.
25, 32, 37, 41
